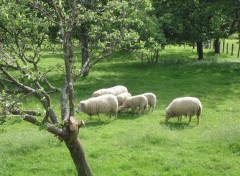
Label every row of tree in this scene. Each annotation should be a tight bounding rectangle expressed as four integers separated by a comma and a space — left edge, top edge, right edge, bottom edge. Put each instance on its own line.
0, 0, 239, 175
152, 0, 240, 60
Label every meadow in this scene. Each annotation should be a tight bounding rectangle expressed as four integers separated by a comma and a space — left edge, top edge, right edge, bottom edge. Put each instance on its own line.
1, 46, 240, 176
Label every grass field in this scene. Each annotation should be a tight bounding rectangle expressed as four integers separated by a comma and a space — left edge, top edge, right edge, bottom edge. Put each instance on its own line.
1, 46, 240, 176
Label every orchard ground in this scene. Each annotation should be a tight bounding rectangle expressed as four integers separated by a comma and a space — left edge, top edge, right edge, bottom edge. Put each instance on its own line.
1, 45, 240, 176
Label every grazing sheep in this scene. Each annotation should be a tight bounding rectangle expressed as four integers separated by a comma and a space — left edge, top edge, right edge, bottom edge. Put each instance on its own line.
165, 97, 202, 125
118, 95, 148, 114
116, 92, 132, 106
76, 94, 118, 119
141, 93, 156, 111
92, 85, 128, 97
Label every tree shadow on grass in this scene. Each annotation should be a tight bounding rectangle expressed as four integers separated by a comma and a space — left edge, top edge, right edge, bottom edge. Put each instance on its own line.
160, 121, 194, 130
84, 119, 111, 127
117, 112, 145, 120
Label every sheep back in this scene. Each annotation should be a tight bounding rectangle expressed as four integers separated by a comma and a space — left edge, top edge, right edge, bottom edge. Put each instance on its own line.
119, 95, 148, 114
92, 85, 128, 97
111, 85, 128, 96
141, 93, 157, 111
116, 92, 132, 106
92, 88, 114, 97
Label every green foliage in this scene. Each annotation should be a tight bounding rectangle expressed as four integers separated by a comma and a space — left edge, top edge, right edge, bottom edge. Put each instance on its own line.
153, 0, 240, 44
1, 47, 240, 175
0, 0, 50, 52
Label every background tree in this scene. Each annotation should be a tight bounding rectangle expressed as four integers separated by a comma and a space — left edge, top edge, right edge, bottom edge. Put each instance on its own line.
152, 0, 239, 60
46, 0, 147, 78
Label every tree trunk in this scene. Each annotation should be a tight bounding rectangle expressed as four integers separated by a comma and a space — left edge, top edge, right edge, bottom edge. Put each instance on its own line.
197, 41, 203, 60
80, 24, 89, 77
214, 38, 220, 54
65, 138, 92, 176
64, 116, 92, 176
62, 31, 75, 118
61, 25, 92, 175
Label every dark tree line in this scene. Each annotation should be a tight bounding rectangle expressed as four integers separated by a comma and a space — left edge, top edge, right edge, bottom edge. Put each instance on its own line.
152, 0, 240, 60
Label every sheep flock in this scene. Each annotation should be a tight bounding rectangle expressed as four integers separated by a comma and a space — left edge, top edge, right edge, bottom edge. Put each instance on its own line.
76, 85, 202, 125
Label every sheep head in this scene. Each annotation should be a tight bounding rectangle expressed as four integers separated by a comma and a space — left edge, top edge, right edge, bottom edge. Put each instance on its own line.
76, 101, 86, 113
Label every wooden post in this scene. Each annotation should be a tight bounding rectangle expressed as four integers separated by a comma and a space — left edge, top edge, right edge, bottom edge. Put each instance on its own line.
222, 41, 225, 53
231, 44, 234, 56
238, 42, 240, 58
227, 43, 229, 54
155, 48, 159, 64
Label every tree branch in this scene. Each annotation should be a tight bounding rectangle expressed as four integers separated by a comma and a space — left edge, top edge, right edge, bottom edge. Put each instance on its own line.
0, 67, 35, 93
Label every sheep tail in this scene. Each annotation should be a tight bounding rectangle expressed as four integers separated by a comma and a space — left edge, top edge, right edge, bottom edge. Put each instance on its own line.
197, 104, 202, 116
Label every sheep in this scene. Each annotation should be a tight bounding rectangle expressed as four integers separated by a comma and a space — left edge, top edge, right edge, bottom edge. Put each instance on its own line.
118, 95, 148, 114
92, 85, 128, 97
116, 92, 132, 106
76, 94, 118, 119
165, 97, 202, 125
141, 93, 156, 112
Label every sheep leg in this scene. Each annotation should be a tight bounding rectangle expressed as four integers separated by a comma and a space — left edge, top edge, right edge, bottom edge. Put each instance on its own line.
188, 116, 192, 124
97, 113, 101, 120
88, 115, 92, 121
144, 105, 148, 113
148, 105, 151, 112
132, 107, 136, 114
197, 115, 200, 125
151, 105, 154, 112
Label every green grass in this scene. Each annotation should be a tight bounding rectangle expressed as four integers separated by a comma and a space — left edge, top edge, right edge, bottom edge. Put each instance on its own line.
1, 46, 240, 175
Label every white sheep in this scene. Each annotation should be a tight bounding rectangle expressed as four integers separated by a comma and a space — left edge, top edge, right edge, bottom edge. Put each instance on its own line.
165, 97, 202, 125
141, 93, 156, 111
116, 92, 132, 106
92, 85, 128, 97
118, 95, 148, 114
76, 94, 118, 119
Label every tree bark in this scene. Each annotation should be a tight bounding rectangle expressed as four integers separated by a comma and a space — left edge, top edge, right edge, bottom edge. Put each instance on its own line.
214, 38, 220, 54
80, 24, 90, 77
197, 41, 203, 60
62, 31, 75, 118
64, 116, 92, 176
61, 23, 92, 175
65, 138, 92, 176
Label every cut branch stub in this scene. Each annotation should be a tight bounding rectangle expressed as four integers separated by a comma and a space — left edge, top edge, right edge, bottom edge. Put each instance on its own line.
67, 116, 85, 145
69, 116, 85, 131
